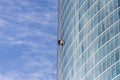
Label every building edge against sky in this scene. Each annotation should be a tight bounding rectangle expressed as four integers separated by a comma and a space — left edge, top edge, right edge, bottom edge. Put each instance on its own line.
57, 0, 120, 80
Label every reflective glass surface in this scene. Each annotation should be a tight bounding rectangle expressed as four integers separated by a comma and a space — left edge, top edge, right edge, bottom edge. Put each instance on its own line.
58, 0, 120, 80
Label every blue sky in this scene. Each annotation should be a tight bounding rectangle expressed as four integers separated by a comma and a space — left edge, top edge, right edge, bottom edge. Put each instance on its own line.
0, 0, 57, 80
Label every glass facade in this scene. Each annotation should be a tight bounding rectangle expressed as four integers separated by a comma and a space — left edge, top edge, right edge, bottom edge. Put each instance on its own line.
57, 0, 120, 80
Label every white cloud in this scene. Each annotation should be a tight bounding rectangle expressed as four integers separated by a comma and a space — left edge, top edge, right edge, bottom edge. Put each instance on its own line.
0, 52, 56, 80
0, 0, 57, 80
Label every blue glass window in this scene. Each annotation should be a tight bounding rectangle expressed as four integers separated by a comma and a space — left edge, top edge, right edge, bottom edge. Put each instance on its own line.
115, 51, 119, 61
118, 0, 120, 6
116, 63, 120, 75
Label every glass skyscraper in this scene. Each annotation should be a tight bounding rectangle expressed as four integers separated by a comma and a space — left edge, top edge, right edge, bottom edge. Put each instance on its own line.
57, 0, 120, 80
